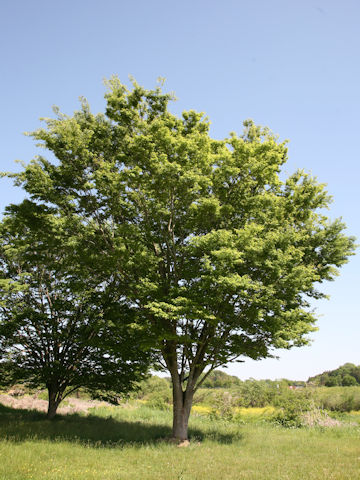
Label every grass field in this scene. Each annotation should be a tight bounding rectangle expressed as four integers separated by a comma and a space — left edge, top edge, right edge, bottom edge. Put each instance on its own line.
1, 402, 359, 480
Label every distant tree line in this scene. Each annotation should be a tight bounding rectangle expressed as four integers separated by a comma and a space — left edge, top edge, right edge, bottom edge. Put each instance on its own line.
201, 370, 242, 388
202, 365, 360, 390
308, 363, 360, 387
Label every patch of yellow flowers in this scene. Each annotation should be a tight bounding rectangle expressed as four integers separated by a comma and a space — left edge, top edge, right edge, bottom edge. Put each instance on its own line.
192, 405, 276, 417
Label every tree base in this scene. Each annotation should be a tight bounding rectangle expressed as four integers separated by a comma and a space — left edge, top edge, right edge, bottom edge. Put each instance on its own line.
159, 437, 191, 447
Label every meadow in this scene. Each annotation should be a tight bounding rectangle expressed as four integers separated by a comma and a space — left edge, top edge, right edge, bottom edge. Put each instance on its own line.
1, 400, 359, 480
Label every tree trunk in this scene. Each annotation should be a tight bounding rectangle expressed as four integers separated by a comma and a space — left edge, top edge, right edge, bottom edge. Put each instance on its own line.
47, 387, 62, 419
171, 380, 194, 441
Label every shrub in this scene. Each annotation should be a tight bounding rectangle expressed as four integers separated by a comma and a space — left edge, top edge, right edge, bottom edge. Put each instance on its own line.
209, 391, 236, 421
146, 393, 171, 411
272, 391, 312, 428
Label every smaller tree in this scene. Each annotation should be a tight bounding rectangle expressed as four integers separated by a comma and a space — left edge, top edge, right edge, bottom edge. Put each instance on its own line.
0, 202, 151, 418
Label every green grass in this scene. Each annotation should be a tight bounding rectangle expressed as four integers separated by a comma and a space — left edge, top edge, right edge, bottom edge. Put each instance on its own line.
0, 403, 359, 480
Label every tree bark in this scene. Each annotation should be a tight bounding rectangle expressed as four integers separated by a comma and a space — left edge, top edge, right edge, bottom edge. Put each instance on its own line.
171, 378, 194, 441
47, 386, 62, 419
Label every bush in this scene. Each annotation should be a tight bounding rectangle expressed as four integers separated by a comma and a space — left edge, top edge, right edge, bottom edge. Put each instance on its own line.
131, 376, 172, 410
209, 391, 236, 421
272, 391, 312, 428
146, 393, 171, 411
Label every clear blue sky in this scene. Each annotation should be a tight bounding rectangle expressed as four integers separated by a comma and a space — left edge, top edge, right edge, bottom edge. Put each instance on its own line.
1, 0, 359, 380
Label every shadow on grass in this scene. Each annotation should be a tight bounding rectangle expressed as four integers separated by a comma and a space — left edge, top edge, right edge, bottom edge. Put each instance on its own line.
0, 404, 243, 448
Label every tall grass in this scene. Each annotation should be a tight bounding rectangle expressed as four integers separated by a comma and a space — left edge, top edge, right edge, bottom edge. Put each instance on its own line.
314, 386, 360, 411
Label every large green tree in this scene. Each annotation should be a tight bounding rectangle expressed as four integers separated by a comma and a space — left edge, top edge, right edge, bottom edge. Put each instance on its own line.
3, 78, 355, 438
0, 200, 151, 418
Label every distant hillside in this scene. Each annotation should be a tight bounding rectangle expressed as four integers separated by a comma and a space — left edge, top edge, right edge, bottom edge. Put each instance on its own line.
308, 363, 360, 386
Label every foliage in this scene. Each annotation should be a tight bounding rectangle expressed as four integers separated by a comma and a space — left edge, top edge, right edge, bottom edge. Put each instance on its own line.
236, 379, 280, 407
195, 377, 295, 409
132, 376, 172, 409
271, 390, 312, 428
201, 370, 242, 389
134, 376, 171, 398
0, 204, 151, 417
3, 77, 356, 438
308, 363, 360, 387
138, 374, 360, 419
208, 391, 236, 421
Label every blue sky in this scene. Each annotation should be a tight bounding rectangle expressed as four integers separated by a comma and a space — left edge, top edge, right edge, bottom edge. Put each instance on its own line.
1, 0, 359, 380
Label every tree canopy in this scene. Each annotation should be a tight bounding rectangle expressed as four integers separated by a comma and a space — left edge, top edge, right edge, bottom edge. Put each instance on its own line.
2, 77, 356, 437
